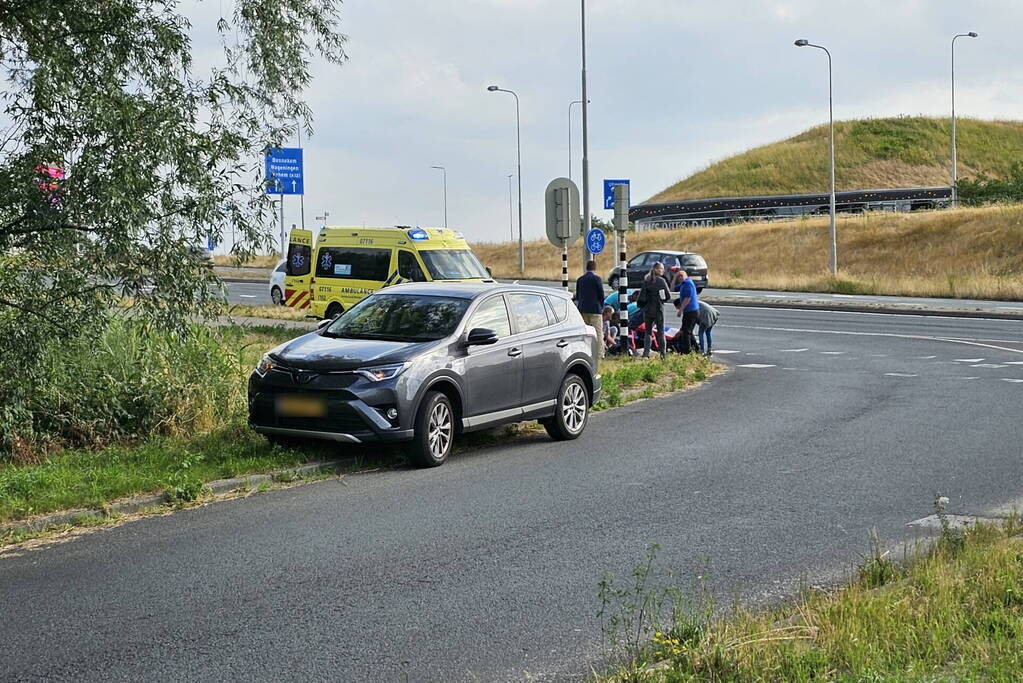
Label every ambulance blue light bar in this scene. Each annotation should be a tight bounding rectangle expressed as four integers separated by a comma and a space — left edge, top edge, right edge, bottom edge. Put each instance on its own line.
408, 228, 429, 240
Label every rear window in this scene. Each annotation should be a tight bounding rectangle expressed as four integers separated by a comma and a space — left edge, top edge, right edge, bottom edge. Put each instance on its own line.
545, 295, 568, 322
316, 247, 391, 281
681, 255, 707, 270
286, 244, 311, 276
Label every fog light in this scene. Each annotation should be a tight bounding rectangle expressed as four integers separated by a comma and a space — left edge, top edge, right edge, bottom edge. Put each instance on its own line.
386, 408, 398, 420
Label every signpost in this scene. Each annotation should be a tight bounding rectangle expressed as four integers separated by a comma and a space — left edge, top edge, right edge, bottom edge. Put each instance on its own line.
613, 183, 631, 351
545, 177, 581, 289
265, 147, 305, 258
585, 228, 605, 255
603, 178, 629, 210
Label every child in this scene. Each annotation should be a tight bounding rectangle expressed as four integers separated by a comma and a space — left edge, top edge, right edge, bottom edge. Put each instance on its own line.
696, 300, 720, 356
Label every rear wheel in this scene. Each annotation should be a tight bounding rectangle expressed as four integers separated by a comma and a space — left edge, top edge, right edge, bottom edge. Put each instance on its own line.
542, 374, 589, 441
271, 286, 284, 305
405, 391, 454, 467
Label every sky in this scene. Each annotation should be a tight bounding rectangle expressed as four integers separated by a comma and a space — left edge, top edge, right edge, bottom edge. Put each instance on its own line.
191, 1, 1023, 247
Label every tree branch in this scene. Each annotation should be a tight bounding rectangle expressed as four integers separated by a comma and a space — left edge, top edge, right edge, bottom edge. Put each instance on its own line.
0, 297, 73, 333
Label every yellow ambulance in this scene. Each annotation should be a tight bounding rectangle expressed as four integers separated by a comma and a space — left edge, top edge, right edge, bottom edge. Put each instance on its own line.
283, 226, 495, 318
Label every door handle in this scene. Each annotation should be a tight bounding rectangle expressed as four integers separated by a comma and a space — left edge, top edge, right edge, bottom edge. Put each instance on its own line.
508, 347, 522, 357
556, 339, 569, 348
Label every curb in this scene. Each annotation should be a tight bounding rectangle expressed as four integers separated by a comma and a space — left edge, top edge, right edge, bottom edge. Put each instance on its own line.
0, 459, 353, 540
701, 297, 1023, 321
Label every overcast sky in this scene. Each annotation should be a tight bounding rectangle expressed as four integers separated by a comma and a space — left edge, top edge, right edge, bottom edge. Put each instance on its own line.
196, 1, 1023, 246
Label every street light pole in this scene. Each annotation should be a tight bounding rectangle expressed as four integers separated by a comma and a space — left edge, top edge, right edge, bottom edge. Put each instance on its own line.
951, 32, 978, 208
488, 85, 524, 274
431, 165, 447, 228
507, 174, 514, 242
795, 38, 837, 276
580, 0, 591, 270
568, 99, 583, 182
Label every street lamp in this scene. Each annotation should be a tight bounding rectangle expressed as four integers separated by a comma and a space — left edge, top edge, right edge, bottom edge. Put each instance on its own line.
951, 32, 978, 208
488, 84, 524, 273
507, 173, 514, 242
568, 99, 583, 182
431, 165, 447, 228
580, 0, 592, 269
795, 38, 837, 276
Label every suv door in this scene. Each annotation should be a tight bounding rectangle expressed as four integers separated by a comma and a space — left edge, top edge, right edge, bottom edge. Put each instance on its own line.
627, 252, 653, 287
507, 293, 562, 407
462, 294, 522, 418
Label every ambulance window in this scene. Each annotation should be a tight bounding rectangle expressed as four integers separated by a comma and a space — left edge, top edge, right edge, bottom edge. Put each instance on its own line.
286, 244, 311, 276
398, 250, 427, 282
315, 247, 391, 281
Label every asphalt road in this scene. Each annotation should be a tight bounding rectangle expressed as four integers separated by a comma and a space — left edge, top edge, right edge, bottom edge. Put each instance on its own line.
3, 306, 1023, 681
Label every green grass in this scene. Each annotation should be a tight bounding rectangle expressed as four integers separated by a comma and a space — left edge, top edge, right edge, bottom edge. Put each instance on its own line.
596, 354, 713, 410
649, 117, 1023, 202
601, 515, 1023, 682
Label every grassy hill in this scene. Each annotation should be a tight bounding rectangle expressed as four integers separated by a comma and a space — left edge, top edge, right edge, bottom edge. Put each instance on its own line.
649, 117, 1023, 203
472, 204, 1023, 300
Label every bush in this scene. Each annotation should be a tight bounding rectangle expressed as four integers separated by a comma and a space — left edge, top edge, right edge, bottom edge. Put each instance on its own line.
0, 317, 242, 460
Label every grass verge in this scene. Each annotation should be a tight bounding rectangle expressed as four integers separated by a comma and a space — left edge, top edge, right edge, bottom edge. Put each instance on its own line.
600, 511, 1023, 682
222, 303, 311, 321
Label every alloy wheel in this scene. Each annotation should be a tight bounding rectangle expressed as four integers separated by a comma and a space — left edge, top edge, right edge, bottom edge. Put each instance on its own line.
428, 401, 452, 459
561, 382, 587, 433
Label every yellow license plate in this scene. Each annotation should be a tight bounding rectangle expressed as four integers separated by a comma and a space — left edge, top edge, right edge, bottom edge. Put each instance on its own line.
275, 395, 327, 418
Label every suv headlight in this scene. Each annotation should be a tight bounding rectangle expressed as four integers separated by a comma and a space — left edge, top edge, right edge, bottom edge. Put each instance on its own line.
356, 363, 409, 382
255, 353, 278, 377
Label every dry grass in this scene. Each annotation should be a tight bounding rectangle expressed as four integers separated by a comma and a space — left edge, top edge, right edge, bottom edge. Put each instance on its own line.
649, 117, 1023, 202
471, 204, 1023, 300
213, 253, 280, 268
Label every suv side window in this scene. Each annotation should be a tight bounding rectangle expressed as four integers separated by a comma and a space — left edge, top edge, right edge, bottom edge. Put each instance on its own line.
397, 250, 427, 282
508, 294, 550, 333
467, 295, 511, 338
628, 253, 647, 268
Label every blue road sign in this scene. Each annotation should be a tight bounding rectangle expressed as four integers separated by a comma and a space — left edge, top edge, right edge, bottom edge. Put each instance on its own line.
265, 147, 304, 195
603, 178, 630, 209
207, 236, 216, 251
586, 228, 606, 255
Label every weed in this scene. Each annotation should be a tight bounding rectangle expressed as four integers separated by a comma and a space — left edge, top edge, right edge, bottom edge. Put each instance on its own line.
164, 451, 206, 504
858, 527, 898, 588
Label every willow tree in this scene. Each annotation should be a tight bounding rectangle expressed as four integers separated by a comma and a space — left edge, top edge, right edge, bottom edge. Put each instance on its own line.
0, 2, 346, 450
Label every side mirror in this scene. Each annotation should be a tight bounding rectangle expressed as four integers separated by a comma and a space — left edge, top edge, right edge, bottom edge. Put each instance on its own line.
485, 266, 493, 278
464, 327, 499, 346
316, 318, 332, 330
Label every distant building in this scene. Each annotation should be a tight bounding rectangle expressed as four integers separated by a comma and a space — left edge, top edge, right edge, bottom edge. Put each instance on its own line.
629, 187, 952, 231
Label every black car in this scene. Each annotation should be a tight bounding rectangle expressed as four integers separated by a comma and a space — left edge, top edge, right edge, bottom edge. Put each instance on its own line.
608, 250, 709, 293
248, 282, 601, 467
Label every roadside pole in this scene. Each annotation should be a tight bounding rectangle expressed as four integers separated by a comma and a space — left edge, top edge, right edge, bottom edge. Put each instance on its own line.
614, 183, 630, 352
279, 189, 286, 259
545, 177, 581, 291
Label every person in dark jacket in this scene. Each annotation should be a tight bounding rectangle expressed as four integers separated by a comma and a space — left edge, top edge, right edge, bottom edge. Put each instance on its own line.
637, 261, 671, 359
575, 260, 606, 359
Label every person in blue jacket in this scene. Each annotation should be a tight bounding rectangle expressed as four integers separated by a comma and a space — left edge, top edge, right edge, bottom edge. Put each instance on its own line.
673, 269, 700, 353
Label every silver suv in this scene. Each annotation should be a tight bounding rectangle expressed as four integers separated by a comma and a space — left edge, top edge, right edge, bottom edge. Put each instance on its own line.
248, 283, 602, 467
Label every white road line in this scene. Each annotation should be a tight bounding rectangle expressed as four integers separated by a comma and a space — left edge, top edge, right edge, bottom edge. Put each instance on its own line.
1006, 361, 1023, 365
831, 294, 861, 298
971, 363, 1008, 369
779, 348, 809, 352
239, 294, 257, 298
715, 305, 1023, 324
782, 367, 809, 371
954, 358, 985, 363
1002, 378, 1023, 383
718, 323, 1023, 356
958, 377, 981, 380
870, 353, 889, 357
998, 306, 1023, 310
917, 355, 937, 359
885, 372, 917, 377
820, 351, 845, 355
737, 363, 777, 369
712, 350, 741, 354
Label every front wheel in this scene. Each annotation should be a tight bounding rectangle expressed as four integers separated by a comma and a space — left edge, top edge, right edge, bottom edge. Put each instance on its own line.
405, 391, 454, 467
271, 286, 284, 305
543, 374, 589, 441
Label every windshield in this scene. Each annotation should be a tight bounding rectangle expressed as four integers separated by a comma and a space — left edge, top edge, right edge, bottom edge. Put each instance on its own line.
324, 294, 470, 342
419, 249, 489, 280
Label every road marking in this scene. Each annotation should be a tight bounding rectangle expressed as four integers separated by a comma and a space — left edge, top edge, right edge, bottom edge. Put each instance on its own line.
958, 376, 981, 380
782, 367, 809, 371
820, 351, 845, 355
885, 372, 917, 377
954, 358, 985, 363
998, 306, 1023, 310
716, 305, 1023, 324
971, 363, 1008, 369
239, 294, 257, 298
870, 353, 888, 357
1006, 361, 1023, 365
779, 348, 809, 352
917, 355, 937, 359
712, 350, 741, 354
1002, 378, 1023, 383
717, 324, 1023, 356
737, 363, 777, 368
831, 294, 861, 298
